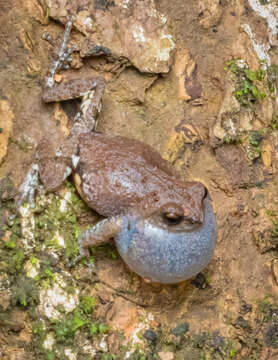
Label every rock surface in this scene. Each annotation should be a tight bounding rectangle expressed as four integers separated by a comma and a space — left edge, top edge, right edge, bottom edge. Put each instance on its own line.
45, 0, 175, 73
2, 0, 278, 358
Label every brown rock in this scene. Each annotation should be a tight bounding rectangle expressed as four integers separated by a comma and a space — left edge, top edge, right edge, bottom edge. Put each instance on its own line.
158, 351, 174, 360
45, 0, 175, 73
198, 0, 223, 29
215, 145, 250, 188
174, 48, 202, 101
0, 100, 13, 165
0, 289, 11, 311
261, 141, 272, 169
108, 297, 138, 338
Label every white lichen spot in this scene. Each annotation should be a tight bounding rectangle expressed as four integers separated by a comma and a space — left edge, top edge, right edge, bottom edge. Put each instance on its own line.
243, 20, 278, 103
157, 34, 175, 62
59, 190, 72, 212
82, 17, 93, 31
72, 154, 80, 169
124, 312, 155, 359
24, 259, 40, 278
236, 59, 247, 69
248, 0, 278, 42
132, 25, 175, 71
55, 149, 62, 158
99, 335, 108, 352
121, 0, 130, 9
132, 26, 147, 43
243, 23, 271, 67
43, 332, 55, 350
39, 273, 79, 320
19, 203, 36, 250
81, 340, 97, 357
229, 118, 236, 136
64, 348, 77, 360
53, 230, 65, 247
149, 6, 167, 24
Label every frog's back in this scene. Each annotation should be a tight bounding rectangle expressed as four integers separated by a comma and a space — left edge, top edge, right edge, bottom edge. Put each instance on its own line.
75, 132, 177, 217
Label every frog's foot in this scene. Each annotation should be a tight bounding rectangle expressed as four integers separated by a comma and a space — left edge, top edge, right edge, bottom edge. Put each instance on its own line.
43, 20, 77, 88
71, 77, 106, 134
67, 216, 123, 268
16, 163, 42, 209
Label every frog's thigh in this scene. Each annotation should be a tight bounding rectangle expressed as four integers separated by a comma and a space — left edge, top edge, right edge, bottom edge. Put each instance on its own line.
42, 77, 105, 103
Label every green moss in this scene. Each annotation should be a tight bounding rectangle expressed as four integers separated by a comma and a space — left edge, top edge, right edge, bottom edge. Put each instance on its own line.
266, 209, 276, 217
49, 291, 108, 344
256, 296, 276, 321
32, 183, 91, 261
30, 255, 39, 265
4, 239, 17, 249
266, 64, 277, 93
79, 295, 96, 314
32, 320, 47, 344
224, 60, 275, 107
54, 309, 88, 342
11, 275, 39, 307
248, 130, 263, 147
46, 351, 55, 360
247, 130, 264, 160
223, 135, 241, 145
101, 354, 117, 360
43, 267, 55, 281
8, 137, 32, 152
2, 247, 25, 274
90, 322, 110, 336
126, 352, 146, 360
270, 114, 278, 130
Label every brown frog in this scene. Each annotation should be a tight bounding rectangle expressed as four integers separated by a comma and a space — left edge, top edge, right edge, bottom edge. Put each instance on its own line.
19, 22, 217, 284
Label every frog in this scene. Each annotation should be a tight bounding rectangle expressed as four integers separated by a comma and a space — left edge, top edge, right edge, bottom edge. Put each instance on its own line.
18, 21, 217, 284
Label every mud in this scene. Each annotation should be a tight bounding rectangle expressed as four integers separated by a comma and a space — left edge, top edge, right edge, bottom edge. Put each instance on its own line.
1, 0, 278, 359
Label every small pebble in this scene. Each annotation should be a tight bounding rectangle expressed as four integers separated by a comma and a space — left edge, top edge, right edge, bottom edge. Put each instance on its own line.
171, 322, 189, 336
143, 329, 158, 342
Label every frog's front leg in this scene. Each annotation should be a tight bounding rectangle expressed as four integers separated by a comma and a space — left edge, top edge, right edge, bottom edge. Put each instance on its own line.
69, 216, 124, 267
16, 163, 41, 208
16, 137, 74, 207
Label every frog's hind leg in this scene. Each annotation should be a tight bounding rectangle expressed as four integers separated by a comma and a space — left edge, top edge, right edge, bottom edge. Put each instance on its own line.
42, 18, 106, 135
43, 20, 76, 88
43, 77, 105, 135
68, 216, 123, 267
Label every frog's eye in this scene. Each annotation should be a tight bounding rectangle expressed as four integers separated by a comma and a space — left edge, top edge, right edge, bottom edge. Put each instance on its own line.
163, 211, 183, 226
160, 203, 184, 226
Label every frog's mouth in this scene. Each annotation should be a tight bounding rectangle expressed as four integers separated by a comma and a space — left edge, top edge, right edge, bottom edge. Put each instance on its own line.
115, 197, 217, 284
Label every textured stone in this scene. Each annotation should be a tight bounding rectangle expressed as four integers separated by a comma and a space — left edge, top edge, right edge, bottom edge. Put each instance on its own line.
45, 0, 175, 73
0, 100, 13, 165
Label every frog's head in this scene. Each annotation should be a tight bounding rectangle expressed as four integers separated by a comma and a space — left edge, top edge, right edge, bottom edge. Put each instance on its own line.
115, 185, 217, 284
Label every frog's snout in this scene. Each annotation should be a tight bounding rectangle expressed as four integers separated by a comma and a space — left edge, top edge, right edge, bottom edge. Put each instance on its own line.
183, 182, 209, 225
115, 197, 217, 284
